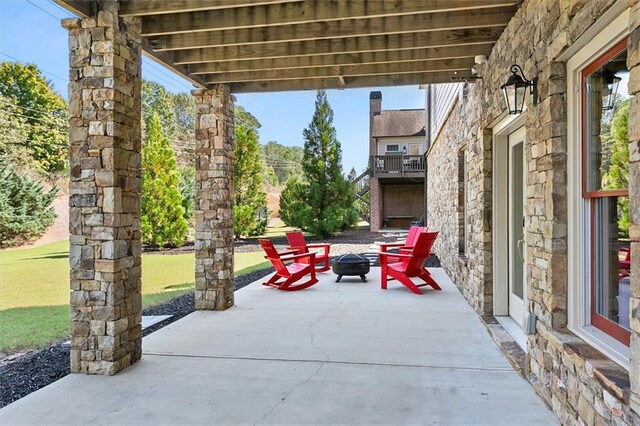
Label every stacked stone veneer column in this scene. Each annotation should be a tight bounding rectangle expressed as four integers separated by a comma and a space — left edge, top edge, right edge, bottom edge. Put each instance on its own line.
628, 0, 640, 414
192, 86, 235, 311
62, 3, 142, 375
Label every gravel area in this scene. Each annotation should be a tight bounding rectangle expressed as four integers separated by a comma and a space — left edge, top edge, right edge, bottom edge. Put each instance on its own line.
0, 228, 440, 409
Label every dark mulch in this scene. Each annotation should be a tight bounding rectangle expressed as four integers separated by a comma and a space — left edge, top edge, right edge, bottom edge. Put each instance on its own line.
0, 267, 274, 409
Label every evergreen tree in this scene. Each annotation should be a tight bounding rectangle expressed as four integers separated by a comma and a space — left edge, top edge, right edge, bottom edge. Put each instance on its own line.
233, 106, 268, 238
0, 156, 57, 248
279, 177, 306, 229
280, 90, 357, 236
0, 62, 67, 173
142, 80, 177, 137
141, 114, 188, 247
604, 99, 630, 238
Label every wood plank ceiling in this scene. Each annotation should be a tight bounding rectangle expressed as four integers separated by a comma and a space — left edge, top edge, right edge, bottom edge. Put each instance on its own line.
58, 0, 521, 93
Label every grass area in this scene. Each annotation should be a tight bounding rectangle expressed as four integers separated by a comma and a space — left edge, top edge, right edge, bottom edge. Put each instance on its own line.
0, 241, 270, 352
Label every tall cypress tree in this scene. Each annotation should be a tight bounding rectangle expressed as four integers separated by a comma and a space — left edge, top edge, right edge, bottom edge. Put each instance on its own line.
233, 106, 268, 238
298, 90, 356, 236
141, 113, 188, 247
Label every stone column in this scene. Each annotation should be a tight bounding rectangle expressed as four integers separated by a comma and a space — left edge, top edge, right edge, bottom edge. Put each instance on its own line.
63, 2, 142, 375
627, 0, 640, 413
192, 86, 235, 311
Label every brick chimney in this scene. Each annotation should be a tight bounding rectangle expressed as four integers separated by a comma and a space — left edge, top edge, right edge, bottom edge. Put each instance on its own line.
369, 91, 382, 157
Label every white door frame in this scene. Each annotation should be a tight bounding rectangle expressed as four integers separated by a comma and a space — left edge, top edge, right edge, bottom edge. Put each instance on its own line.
492, 113, 526, 318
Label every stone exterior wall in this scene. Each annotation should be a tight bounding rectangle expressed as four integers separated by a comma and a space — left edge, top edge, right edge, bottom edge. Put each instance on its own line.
63, 1, 142, 375
369, 177, 381, 232
193, 86, 235, 311
426, 0, 639, 423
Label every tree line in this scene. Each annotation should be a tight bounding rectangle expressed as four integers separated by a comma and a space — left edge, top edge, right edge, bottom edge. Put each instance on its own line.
0, 61, 360, 247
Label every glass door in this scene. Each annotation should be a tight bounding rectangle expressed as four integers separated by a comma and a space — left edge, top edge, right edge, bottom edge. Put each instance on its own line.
508, 126, 526, 326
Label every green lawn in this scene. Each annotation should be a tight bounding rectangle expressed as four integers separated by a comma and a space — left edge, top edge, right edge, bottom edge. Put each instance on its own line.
0, 241, 270, 352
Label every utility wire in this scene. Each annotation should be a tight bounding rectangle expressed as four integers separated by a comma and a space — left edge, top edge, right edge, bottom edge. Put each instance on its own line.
0, 51, 68, 84
26, 0, 63, 21
1, 110, 68, 128
0, 99, 66, 122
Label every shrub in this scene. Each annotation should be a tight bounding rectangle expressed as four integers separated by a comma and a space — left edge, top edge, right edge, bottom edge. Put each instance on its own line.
0, 156, 57, 247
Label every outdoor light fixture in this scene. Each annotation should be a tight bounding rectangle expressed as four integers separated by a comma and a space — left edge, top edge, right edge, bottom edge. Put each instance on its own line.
501, 64, 537, 114
601, 68, 621, 111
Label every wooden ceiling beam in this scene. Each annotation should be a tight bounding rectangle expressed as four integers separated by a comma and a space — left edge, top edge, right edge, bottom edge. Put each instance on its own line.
142, 4, 517, 39
204, 57, 476, 84
174, 27, 505, 65
140, 1, 517, 36
120, 0, 302, 16
229, 71, 476, 93
189, 44, 494, 75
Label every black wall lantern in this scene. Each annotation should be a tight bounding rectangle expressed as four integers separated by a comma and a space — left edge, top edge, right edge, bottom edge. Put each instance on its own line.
601, 68, 621, 111
501, 64, 537, 114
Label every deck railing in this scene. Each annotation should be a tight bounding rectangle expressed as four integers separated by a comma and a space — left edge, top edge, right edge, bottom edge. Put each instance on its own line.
371, 155, 425, 176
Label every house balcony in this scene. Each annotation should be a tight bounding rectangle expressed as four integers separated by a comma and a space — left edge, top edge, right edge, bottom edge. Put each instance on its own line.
371, 155, 425, 179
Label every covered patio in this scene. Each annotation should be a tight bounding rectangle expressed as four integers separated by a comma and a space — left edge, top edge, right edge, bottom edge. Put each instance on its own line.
0, 268, 555, 424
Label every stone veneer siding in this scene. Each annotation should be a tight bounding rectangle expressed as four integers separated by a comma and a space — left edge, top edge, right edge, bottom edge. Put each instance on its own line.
192, 86, 235, 311
63, 1, 143, 375
426, 0, 640, 423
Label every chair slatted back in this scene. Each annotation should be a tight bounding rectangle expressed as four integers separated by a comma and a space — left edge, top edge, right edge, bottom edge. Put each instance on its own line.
403, 231, 438, 273
259, 239, 290, 276
406, 226, 428, 247
286, 232, 309, 254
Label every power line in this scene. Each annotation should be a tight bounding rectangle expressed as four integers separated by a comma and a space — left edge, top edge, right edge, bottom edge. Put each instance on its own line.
1, 110, 68, 128
0, 99, 67, 122
0, 51, 68, 83
26, 0, 64, 21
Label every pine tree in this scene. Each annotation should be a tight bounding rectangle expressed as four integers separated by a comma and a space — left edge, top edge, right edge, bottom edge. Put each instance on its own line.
141, 114, 188, 247
233, 106, 268, 238
283, 90, 357, 237
0, 156, 57, 247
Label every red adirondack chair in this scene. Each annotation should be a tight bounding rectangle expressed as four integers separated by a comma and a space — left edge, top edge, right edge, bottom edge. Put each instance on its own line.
259, 239, 319, 291
285, 231, 331, 272
378, 226, 427, 263
378, 231, 441, 295
619, 247, 631, 278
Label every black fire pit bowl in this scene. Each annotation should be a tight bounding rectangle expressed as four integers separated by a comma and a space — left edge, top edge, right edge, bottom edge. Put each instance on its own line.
331, 254, 370, 283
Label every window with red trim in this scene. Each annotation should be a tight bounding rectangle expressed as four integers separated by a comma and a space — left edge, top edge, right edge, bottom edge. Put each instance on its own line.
581, 38, 631, 346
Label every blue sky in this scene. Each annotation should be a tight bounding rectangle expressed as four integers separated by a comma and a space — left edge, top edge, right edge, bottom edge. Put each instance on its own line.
0, 0, 425, 173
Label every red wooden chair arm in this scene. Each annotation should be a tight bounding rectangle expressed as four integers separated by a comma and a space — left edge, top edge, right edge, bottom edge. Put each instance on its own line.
279, 249, 300, 256
377, 252, 413, 258
280, 252, 317, 262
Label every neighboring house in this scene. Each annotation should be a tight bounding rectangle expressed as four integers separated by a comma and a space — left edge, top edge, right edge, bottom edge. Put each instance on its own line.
368, 91, 426, 231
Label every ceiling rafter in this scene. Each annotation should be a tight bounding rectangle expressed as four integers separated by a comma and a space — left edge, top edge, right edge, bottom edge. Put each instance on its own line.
171, 25, 508, 65
187, 43, 495, 75
139, 1, 517, 36
203, 57, 476, 84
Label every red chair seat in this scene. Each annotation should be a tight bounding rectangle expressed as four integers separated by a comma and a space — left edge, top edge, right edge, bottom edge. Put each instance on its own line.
259, 239, 319, 291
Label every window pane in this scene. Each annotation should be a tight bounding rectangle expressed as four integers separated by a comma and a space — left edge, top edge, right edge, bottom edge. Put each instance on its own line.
592, 196, 631, 330
584, 48, 629, 192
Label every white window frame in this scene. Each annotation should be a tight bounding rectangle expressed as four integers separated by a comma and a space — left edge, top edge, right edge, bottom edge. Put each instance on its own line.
566, 7, 630, 369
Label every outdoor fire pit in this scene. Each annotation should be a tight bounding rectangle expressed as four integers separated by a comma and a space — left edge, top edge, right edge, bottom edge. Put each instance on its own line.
331, 254, 370, 283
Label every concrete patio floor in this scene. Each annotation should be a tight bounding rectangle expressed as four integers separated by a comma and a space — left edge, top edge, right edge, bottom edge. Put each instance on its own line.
0, 267, 556, 425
